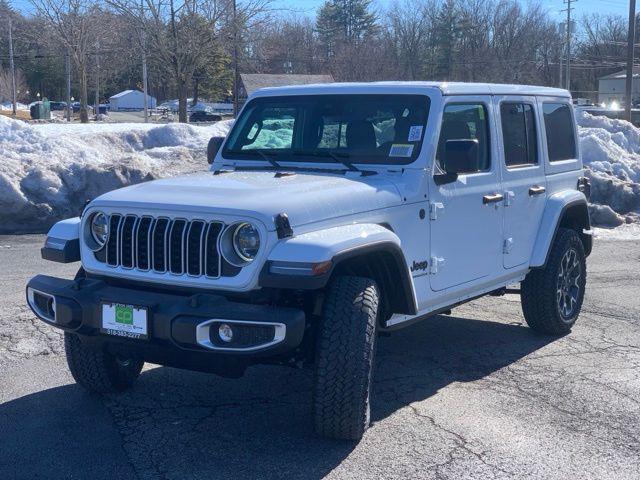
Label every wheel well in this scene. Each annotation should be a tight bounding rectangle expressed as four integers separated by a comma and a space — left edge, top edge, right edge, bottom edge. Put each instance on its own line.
331, 249, 417, 317
558, 202, 592, 257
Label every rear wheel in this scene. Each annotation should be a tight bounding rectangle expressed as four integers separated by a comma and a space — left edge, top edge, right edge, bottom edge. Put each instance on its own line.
521, 228, 586, 335
313, 276, 379, 440
65, 333, 143, 394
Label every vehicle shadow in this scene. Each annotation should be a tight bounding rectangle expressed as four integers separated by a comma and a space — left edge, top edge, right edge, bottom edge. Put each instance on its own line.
0, 313, 555, 480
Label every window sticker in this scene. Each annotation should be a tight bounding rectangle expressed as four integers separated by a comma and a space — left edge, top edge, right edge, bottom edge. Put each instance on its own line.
408, 125, 423, 142
389, 144, 414, 157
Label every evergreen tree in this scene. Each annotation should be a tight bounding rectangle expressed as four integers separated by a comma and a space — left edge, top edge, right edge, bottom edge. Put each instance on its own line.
316, 0, 378, 54
432, 0, 460, 81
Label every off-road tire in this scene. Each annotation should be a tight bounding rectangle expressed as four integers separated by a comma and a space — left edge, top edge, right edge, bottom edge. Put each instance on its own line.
313, 276, 379, 440
521, 228, 586, 335
64, 333, 144, 394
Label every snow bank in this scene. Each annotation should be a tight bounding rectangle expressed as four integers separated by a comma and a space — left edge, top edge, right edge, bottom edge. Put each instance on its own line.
594, 223, 640, 241
577, 111, 640, 223
0, 117, 232, 233
2, 109, 640, 235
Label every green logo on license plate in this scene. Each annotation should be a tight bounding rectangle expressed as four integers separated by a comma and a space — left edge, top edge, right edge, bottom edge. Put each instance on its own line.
115, 305, 133, 325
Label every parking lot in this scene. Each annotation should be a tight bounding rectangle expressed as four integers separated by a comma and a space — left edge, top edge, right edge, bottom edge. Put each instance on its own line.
1, 235, 639, 479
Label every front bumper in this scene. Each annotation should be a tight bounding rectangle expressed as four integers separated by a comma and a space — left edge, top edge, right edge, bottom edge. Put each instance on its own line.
26, 275, 306, 374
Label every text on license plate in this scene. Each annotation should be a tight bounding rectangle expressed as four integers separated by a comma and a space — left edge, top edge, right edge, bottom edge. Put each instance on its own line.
101, 303, 148, 339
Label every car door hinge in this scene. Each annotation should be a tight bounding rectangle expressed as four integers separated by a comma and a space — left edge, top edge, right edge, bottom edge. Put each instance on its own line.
504, 190, 515, 207
429, 202, 444, 220
429, 256, 445, 274
503, 237, 514, 254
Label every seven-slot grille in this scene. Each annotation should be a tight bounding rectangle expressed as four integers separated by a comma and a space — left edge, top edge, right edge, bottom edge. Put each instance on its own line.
103, 214, 225, 278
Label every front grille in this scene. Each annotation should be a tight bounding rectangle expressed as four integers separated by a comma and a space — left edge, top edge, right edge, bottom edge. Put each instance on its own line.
103, 214, 230, 278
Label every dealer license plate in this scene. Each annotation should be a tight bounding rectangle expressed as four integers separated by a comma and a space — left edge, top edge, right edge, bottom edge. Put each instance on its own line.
101, 303, 148, 340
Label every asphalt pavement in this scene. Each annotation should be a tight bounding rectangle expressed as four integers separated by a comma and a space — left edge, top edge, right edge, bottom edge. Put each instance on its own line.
1, 234, 639, 480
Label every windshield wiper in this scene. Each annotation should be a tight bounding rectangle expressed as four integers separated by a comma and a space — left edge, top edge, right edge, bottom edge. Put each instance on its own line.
253, 150, 283, 169
292, 151, 360, 172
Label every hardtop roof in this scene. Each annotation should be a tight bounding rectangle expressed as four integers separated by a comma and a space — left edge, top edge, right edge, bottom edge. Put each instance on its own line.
250, 81, 571, 99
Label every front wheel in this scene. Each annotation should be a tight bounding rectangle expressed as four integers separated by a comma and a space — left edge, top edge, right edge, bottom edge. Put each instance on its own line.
313, 276, 379, 440
521, 228, 587, 335
65, 333, 144, 394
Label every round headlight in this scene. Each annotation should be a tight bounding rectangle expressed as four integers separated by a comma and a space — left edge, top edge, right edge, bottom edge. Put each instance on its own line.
232, 222, 260, 262
90, 212, 109, 249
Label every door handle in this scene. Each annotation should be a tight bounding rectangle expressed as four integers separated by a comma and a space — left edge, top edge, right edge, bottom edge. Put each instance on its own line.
483, 193, 504, 204
529, 185, 546, 196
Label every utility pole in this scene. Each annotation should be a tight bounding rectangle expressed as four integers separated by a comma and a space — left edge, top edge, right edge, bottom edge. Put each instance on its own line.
8, 19, 17, 117
562, 0, 576, 92
558, 37, 564, 88
94, 41, 100, 119
625, 0, 637, 121
66, 50, 72, 122
232, 0, 239, 117
141, 0, 149, 123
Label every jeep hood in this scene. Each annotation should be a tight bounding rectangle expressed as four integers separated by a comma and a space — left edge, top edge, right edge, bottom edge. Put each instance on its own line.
91, 170, 403, 229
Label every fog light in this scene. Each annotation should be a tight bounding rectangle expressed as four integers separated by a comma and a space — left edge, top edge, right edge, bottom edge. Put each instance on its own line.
218, 323, 233, 343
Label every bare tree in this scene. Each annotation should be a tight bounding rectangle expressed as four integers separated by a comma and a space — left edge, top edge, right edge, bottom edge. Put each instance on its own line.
0, 68, 27, 102
30, 0, 102, 122
107, 0, 270, 122
386, 0, 436, 80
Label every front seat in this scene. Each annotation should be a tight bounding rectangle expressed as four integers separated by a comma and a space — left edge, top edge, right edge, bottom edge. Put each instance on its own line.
437, 120, 472, 163
346, 120, 377, 152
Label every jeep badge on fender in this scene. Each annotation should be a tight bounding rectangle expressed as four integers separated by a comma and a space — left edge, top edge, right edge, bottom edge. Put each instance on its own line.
27, 82, 591, 441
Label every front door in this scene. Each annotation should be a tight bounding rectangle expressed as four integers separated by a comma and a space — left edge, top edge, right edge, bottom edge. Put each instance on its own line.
494, 96, 547, 269
429, 97, 504, 292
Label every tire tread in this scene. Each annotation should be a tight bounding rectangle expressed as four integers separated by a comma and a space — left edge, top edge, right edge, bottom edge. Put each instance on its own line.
65, 333, 143, 394
313, 276, 379, 440
521, 228, 586, 335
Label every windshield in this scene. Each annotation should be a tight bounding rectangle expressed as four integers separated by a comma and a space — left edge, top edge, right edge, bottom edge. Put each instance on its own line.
223, 94, 430, 165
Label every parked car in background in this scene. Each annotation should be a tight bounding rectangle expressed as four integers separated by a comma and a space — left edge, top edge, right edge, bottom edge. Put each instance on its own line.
189, 110, 222, 123
49, 101, 67, 111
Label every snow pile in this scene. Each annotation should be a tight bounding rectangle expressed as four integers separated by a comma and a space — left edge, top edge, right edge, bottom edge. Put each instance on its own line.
577, 111, 640, 227
0, 101, 28, 111
594, 223, 640, 241
0, 117, 232, 233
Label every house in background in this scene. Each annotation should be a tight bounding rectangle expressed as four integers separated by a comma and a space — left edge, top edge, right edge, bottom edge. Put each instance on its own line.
598, 68, 640, 106
109, 89, 157, 111
238, 74, 334, 106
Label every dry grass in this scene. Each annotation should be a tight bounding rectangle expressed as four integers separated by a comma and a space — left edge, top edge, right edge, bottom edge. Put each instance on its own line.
0, 110, 31, 121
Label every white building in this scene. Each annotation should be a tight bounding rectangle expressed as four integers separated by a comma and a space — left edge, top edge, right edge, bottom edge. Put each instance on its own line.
109, 90, 157, 111
598, 68, 640, 106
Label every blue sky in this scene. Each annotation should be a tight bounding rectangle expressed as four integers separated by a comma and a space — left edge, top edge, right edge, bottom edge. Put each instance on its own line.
8, 0, 631, 19
274, 0, 629, 19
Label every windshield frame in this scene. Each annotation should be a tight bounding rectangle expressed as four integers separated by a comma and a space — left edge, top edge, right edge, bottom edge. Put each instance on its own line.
221, 93, 432, 166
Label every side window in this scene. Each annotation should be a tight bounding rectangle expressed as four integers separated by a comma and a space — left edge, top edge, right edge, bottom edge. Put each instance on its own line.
437, 103, 490, 172
542, 103, 576, 162
500, 103, 538, 167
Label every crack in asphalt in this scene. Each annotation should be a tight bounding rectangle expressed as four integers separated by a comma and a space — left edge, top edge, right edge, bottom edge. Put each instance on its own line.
407, 404, 516, 479
3, 236, 640, 479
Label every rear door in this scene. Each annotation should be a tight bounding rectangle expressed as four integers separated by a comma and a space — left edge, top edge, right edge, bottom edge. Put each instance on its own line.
429, 97, 504, 291
494, 96, 547, 269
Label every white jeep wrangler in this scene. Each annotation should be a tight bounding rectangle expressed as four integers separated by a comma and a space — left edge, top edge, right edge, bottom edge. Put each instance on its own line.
27, 82, 592, 440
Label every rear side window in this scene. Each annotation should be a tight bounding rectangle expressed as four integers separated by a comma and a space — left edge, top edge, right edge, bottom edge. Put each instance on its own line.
437, 103, 490, 172
500, 103, 538, 167
542, 103, 576, 162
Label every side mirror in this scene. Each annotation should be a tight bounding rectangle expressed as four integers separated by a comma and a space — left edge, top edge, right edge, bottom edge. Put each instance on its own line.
207, 136, 225, 164
434, 139, 480, 185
